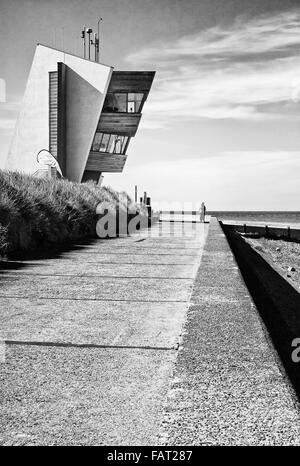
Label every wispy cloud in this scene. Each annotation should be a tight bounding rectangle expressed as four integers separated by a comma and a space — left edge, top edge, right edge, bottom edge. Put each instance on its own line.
108, 150, 300, 209
127, 9, 300, 126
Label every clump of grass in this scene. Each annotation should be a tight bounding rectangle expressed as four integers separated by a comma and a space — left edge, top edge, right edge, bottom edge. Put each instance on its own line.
0, 225, 8, 256
0, 170, 146, 256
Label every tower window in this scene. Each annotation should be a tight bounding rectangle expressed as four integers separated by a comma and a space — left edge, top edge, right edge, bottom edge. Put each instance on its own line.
102, 93, 144, 113
91, 132, 129, 154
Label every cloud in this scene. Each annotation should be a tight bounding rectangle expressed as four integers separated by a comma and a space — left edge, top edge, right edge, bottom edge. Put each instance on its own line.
126, 9, 300, 126
105, 150, 300, 209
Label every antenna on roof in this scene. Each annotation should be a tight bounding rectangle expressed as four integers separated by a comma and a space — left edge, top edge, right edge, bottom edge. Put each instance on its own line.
81, 20, 101, 61
91, 33, 97, 61
81, 26, 86, 58
86, 27, 93, 60
97, 18, 102, 62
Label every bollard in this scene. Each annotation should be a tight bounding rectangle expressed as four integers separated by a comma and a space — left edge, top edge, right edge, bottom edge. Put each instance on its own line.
135, 185, 138, 203
243, 224, 247, 234
265, 225, 269, 238
146, 197, 152, 227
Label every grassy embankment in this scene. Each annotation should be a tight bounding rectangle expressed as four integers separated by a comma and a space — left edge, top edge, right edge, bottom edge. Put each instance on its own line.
0, 170, 145, 257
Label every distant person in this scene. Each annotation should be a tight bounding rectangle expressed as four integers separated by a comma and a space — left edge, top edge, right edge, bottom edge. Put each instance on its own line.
200, 202, 206, 223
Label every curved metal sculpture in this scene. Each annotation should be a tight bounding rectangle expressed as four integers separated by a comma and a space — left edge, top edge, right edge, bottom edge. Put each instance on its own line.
36, 149, 63, 177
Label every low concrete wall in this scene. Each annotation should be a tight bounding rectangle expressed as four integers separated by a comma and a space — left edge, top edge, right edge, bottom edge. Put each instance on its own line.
224, 222, 300, 241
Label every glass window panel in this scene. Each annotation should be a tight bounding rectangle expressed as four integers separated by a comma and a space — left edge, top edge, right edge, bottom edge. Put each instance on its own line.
114, 93, 127, 112
102, 94, 115, 112
122, 136, 129, 153
114, 136, 122, 154
134, 93, 144, 112
103, 93, 127, 112
92, 133, 103, 151
100, 133, 110, 152
127, 101, 135, 113
107, 134, 116, 153
127, 93, 144, 112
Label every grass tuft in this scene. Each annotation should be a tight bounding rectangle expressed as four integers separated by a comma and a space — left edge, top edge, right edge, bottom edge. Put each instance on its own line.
0, 170, 145, 256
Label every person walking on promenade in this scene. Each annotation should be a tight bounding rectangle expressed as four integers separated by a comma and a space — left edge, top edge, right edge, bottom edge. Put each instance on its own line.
200, 202, 206, 223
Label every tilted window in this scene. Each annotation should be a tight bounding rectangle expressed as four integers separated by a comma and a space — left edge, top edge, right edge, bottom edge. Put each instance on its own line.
91, 132, 129, 154
102, 93, 144, 113
127, 93, 144, 113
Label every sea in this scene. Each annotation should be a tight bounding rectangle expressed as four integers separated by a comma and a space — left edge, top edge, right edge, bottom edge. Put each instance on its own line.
159, 211, 300, 228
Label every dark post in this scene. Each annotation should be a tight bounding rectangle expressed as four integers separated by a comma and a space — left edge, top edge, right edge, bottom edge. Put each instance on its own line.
81, 26, 86, 59
265, 225, 269, 238
86, 28, 93, 60
146, 196, 151, 227
94, 33, 97, 61
97, 18, 102, 62
135, 185, 138, 203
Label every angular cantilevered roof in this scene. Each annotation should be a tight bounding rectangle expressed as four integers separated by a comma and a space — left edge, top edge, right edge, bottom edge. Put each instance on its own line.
82, 71, 155, 177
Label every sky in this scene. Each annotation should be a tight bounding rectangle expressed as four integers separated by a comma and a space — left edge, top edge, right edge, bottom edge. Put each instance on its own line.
0, 0, 299, 209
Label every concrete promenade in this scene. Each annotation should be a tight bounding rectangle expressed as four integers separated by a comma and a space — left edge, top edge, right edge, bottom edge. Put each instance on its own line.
0, 221, 208, 445
159, 218, 300, 445
1, 218, 300, 445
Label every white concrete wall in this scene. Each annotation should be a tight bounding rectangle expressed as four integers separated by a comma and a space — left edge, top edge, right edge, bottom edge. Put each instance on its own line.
6, 44, 112, 181
65, 64, 112, 181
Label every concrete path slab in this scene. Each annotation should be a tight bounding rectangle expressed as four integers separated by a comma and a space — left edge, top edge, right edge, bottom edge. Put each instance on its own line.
1, 299, 188, 347
0, 275, 194, 301
0, 345, 175, 446
1, 262, 197, 278
55, 253, 199, 265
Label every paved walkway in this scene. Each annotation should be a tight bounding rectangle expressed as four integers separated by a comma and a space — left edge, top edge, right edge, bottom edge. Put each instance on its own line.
0, 221, 208, 445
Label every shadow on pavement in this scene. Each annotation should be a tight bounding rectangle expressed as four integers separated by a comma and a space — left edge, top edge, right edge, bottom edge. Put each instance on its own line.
0, 237, 100, 273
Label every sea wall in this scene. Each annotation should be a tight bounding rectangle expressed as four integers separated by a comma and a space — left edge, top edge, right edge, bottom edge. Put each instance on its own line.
224, 223, 300, 241
223, 223, 300, 398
